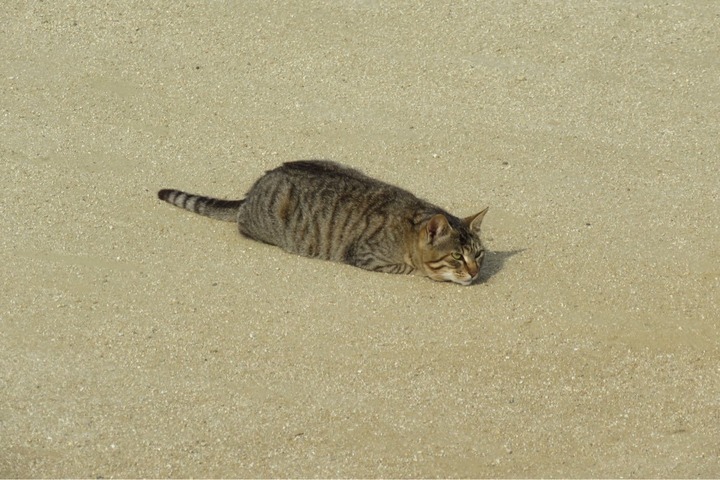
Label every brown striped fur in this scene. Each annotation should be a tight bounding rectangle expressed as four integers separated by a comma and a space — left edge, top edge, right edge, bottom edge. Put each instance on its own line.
158, 160, 489, 285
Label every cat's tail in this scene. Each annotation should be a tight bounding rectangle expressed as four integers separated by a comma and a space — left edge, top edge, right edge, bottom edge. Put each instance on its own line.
157, 189, 244, 222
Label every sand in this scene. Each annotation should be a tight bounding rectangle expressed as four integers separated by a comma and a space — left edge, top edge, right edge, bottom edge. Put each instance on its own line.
2, 1, 719, 477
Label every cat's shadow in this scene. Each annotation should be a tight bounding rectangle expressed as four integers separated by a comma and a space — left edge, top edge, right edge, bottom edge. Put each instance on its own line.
477, 248, 525, 283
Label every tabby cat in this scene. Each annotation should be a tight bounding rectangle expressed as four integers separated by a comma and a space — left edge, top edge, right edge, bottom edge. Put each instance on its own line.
158, 160, 488, 285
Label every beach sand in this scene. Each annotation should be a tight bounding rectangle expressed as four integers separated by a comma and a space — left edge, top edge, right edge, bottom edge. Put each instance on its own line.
2, 1, 719, 477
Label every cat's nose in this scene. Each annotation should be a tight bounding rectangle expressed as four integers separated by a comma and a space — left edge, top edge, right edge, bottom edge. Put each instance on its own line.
467, 262, 479, 278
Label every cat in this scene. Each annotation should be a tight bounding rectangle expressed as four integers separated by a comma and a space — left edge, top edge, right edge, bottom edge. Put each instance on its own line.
158, 160, 488, 285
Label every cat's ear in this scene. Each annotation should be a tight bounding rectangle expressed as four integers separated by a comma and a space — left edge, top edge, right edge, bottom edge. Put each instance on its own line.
426, 214, 450, 244
464, 207, 489, 235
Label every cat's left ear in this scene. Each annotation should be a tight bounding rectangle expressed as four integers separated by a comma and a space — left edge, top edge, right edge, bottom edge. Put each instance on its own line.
463, 207, 489, 235
426, 214, 450, 244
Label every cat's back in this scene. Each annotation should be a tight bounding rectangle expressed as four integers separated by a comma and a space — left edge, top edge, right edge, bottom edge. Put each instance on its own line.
277, 160, 361, 177
238, 160, 434, 260
254, 160, 421, 205
269, 160, 383, 190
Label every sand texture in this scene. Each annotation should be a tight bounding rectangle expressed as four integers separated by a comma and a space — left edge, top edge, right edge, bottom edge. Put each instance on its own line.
2, 1, 719, 477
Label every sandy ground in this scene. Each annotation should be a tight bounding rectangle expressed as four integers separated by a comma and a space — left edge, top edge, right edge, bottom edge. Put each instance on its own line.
2, 1, 719, 478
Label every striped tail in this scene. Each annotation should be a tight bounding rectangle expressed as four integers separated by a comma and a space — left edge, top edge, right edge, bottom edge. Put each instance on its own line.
157, 189, 244, 222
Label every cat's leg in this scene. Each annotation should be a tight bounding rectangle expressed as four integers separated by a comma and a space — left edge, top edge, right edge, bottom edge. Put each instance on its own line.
345, 243, 416, 275
371, 263, 416, 275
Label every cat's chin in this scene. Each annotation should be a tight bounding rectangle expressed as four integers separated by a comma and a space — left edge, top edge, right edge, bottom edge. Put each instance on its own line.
430, 272, 475, 285
455, 273, 480, 286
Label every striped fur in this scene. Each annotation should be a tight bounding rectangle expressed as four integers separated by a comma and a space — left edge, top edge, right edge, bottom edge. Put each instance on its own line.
158, 160, 489, 285
157, 189, 243, 222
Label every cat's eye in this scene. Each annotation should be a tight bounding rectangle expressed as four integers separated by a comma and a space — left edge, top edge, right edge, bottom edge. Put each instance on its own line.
475, 251, 485, 259
451, 252, 463, 261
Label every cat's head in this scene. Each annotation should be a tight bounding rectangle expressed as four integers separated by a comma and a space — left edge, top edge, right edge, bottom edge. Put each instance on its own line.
417, 208, 489, 285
